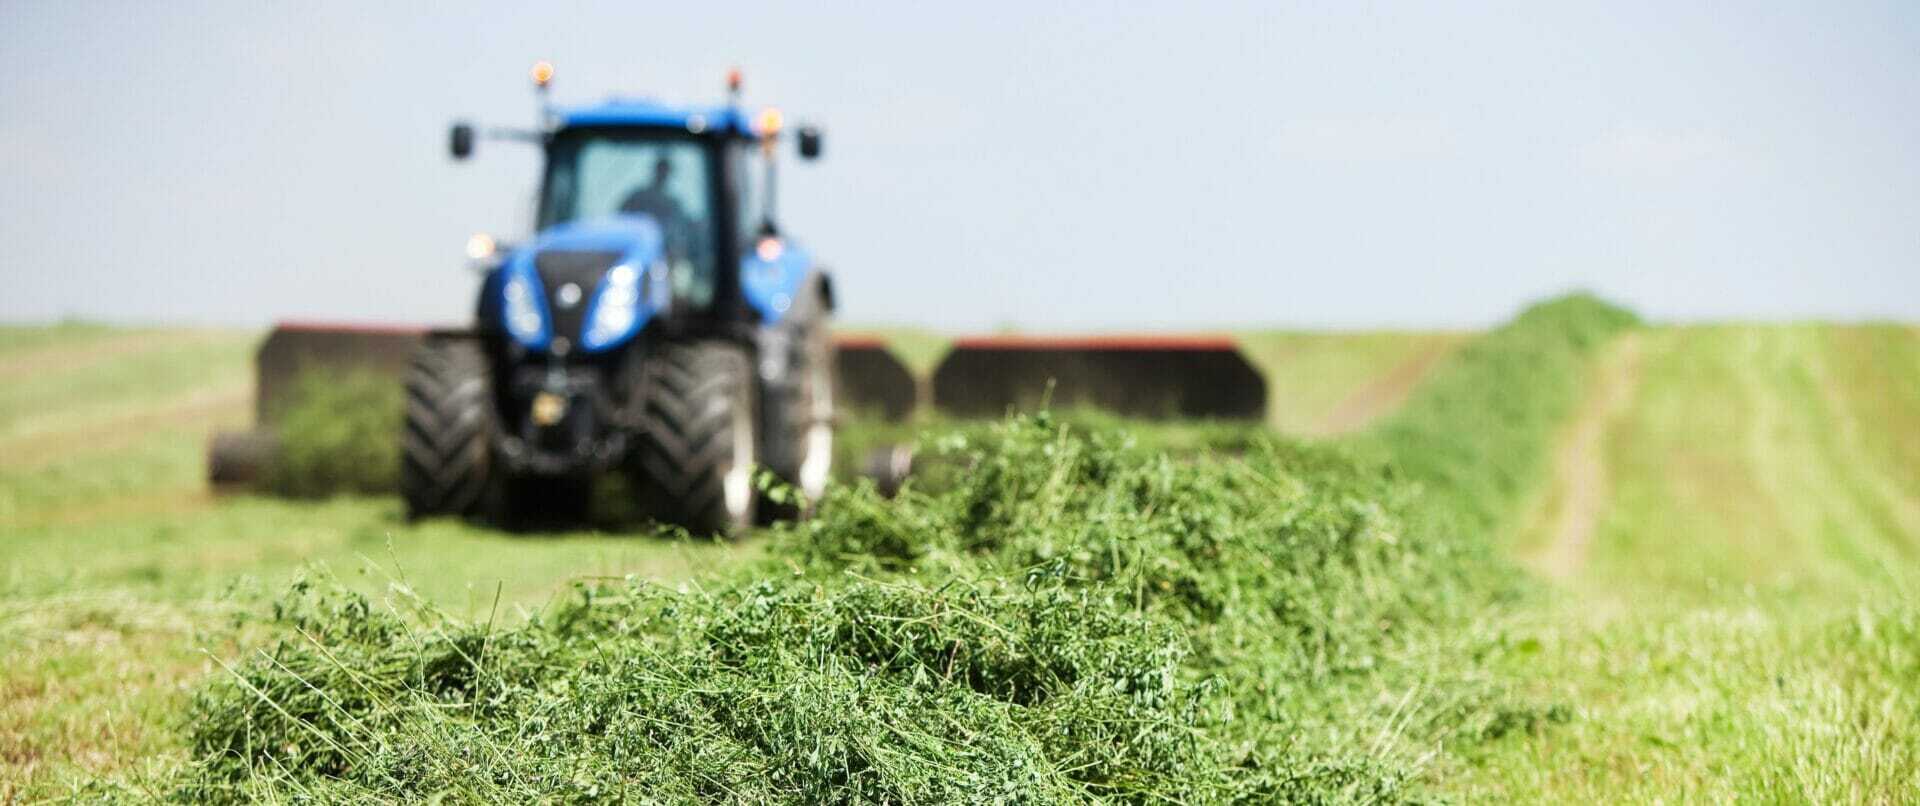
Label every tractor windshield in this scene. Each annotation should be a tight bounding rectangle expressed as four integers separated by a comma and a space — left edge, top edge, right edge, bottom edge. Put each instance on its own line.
538, 130, 718, 306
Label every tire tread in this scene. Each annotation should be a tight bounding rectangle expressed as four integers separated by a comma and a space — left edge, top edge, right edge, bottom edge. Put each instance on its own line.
400, 339, 494, 518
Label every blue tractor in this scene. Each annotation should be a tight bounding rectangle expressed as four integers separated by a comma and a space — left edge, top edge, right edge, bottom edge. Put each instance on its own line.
403, 65, 835, 536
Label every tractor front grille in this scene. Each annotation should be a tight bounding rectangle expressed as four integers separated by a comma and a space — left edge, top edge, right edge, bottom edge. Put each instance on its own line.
535, 250, 622, 348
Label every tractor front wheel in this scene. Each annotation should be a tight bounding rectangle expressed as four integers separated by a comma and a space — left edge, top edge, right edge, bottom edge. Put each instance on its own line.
400, 338, 495, 519
629, 340, 758, 538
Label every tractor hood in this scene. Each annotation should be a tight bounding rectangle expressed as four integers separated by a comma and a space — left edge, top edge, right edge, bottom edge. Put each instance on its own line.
497, 215, 668, 354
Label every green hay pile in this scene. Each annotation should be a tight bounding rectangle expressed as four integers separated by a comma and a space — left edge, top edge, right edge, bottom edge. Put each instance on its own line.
183, 574, 1247, 802
180, 421, 1420, 802
264, 370, 403, 498
177, 294, 1639, 802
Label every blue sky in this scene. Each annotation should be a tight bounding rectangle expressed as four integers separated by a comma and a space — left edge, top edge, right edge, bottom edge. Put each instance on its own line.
2, 2, 1915, 330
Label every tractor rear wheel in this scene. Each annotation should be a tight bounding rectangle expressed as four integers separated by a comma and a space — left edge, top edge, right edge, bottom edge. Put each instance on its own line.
400, 338, 495, 519
629, 340, 758, 538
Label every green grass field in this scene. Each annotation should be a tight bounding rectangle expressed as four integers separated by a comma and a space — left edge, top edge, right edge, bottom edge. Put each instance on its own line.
3, 315, 1916, 800
1460, 324, 1920, 801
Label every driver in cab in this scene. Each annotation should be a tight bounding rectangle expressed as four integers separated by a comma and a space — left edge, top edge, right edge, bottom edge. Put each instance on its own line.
619, 155, 710, 305
620, 156, 690, 233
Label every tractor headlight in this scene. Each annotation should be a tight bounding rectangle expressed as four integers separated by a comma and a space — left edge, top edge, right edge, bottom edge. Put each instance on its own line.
582, 263, 642, 351
502, 274, 549, 347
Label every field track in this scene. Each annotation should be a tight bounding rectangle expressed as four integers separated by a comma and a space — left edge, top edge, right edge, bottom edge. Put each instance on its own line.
1526, 333, 1645, 578
1236, 330, 1467, 434
1316, 337, 1461, 435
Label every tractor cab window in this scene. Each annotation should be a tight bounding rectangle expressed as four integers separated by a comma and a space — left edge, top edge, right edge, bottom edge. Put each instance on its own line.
539, 131, 718, 309
733, 142, 772, 243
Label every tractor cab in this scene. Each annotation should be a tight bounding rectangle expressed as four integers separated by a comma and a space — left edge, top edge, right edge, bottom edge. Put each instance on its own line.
451, 67, 822, 356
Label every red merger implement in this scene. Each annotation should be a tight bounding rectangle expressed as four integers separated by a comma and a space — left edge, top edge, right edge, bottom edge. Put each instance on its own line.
931, 335, 1266, 420
215, 324, 1267, 485
249, 322, 920, 426
246, 324, 1267, 427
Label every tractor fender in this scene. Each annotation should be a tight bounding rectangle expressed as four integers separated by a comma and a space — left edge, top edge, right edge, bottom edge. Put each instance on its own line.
740, 241, 816, 325
755, 271, 836, 498
753, 272, 832, 389
779, 270, 834, 325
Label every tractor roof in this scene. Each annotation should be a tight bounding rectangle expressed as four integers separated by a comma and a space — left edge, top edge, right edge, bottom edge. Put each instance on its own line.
559, 98, 763, 138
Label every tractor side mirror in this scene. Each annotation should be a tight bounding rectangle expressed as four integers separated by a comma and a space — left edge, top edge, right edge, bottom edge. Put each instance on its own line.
797, 126, 822, 160
449, 123, 475, 160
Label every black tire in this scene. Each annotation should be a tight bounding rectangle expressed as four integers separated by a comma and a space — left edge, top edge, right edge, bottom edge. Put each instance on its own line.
760, 316, 836, 513
629, 340, 758, 537
401, 339, 495, 519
